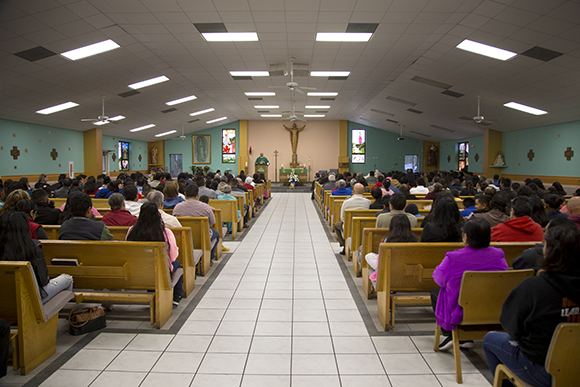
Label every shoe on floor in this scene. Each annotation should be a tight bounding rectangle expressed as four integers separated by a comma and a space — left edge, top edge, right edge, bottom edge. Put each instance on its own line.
438, 336, 453, 351
339, 248, 345, 255
222, 246, 230, 251
460, 340, 474, 349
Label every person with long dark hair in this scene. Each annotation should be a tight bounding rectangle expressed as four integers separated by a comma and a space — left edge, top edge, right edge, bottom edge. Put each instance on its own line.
365, 214, 419, 283
0, 211, 73, 303
126, 202, 183, 306
483, 217, 580, 387
421, 198, 463, 242
528, 195, 550, 228
14, 199, 48, 239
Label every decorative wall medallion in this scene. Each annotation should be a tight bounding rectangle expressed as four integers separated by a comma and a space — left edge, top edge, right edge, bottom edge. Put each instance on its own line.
138, 154, 142, 162
0, 147, 3, 150
10, 146, 20, 160
564, 147, 574, 161
50, 148, 58, 160
474, 153, 479, 162
68, 148, 70, 151
48, 131, 51, 134
527, 149, 535, 161
112, 153, 117, 161
39, 139, 41, 142
13, 133, 15, 137
59, 164, 61, 167
447, 155, 451, 163
14, 166, 17, 169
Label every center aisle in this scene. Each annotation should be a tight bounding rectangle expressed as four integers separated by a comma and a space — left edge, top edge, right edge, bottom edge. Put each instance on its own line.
39, 193, 490, 387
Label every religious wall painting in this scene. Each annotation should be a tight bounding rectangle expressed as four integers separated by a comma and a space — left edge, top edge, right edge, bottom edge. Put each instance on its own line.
192, 135, 211, 164
351, 129, 366, 164
222, 129, 236, 163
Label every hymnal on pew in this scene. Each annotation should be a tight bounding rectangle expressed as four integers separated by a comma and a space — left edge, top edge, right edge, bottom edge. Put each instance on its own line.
50, 258, 79, 266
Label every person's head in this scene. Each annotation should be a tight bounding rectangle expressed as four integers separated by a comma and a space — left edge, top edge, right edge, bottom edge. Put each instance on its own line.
352, 183, 364, 195
185, 184, 199, 199
123, 184, 138, 201
163, 181, 179, 198
542, 217, 580, 272
337, 179, 346, 189
222, 185, 232, 194
371, 186, 382, 200
389, 193, 406, 211
398, 184, 410, 196
417, 177, 425, 186
328, 174, 335, 182
511, 196, 532, 218
147, 190, 164, 208
383, 179, 391, 189
230, 178, 239, 187
260, 152, 264, 157
199, 195, 209, 204
381, 195, 391, 209
512, 182, 520, 191
462, 197, 475, 209
432, 198, 462, 226
62, 178, 72, 188
475, 195, 492, 212
567, 197, 580, 216
14, 199, 38, 221
37, 173, 48, 184
141, 184, 152, 197
493, 174, 500, 181
127, 202, 165, 242
245, 176, 253, 185
405, 203, 419, 216
195, 176, 205, 187
69, 192, 93, 217
377, 174, 384, 183
31, 188, 50, 204
529, 195, 550, 227
108, 193, 125, 211
544, 194, 565, 210
386, 214, 419, 243
0, 189, 31, 216
432, 182, 443, 193
463, 218, 491, 249
0, 211, 37, 262
517, 185, 534, 197
499, 177, 511, 189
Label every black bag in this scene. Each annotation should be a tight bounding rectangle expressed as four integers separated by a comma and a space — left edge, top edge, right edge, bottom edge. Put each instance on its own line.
68, 306, 106, 336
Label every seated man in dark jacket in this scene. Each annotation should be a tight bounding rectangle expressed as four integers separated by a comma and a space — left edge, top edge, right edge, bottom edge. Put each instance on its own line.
59, 193, 114, 241
31, 188, 61, 225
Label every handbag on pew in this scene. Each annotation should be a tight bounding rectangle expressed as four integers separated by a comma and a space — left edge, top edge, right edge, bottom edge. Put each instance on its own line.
68, 306, 106, 336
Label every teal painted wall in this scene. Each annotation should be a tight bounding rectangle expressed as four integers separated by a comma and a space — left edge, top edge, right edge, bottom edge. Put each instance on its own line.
0, 118, 84, 176
164, 121, 240, 176
502, 121, 580, 177
102, 135, 148, 173
347, 121, 424, 174
439, 136, 484, 173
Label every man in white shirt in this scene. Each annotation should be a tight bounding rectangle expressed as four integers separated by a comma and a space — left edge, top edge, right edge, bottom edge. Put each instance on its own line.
410, 177, 429, 194
147, 190, 182, 228
333, 183, 371, 255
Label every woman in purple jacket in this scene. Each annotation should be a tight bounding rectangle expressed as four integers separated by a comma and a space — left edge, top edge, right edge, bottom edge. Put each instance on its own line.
432, 218, 508, 350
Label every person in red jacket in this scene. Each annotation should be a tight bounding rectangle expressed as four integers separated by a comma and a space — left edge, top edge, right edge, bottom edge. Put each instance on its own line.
101, 193, 137, 227
491, 196, 544, 242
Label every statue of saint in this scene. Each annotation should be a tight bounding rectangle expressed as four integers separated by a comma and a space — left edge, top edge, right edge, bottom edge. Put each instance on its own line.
493, 151, 505, 166
283, 123, 305, 155
151, 145, 158, 164
428, 144, 438, 166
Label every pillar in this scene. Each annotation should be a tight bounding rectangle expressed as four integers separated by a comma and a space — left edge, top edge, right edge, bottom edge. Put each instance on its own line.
83, 128, 102, 177
483, 128, 503, 177
238, 120, 249, 175
338, 120, 349, 174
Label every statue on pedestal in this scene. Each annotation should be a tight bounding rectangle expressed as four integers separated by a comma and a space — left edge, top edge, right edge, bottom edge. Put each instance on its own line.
493, 151, 505, 166
283, 123, 305, 168
151, 145, 158, 164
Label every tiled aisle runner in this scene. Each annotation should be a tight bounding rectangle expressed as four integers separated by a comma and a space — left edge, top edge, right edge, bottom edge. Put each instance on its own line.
38, 193, 490, 387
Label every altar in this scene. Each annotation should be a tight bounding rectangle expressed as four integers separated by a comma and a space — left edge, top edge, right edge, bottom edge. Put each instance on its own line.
279, 168, 308, 184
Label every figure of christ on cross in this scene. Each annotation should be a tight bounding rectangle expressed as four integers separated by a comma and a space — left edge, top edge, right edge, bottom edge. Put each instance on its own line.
283, 123, 305, 167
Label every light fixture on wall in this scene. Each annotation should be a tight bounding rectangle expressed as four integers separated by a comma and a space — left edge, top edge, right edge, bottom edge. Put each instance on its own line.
249, 146, 252, 155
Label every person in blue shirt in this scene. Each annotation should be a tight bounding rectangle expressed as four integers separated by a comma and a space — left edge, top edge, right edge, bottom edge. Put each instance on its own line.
460, 197, 477, 217
331, 179, 351, 196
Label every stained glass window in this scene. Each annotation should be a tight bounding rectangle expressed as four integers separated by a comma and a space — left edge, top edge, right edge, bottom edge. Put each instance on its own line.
458, 142, 469, 170
351, 129, 365, 164
222, 129, 236, 163
118, 141, 130, 171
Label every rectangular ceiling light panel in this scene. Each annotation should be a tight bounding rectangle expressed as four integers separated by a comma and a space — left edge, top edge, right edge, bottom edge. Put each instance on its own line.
245, 92, 275, 96
316, 32, 372, 42
304, 114, 325, 118
254, 105, 279, 109
203, 32, 259, 41
190, 108, 215, 116
166, 95, 197, 106
130, 124, 156, 132
155, 130, 177, 137
229, 71, 269, 77
305, 105, 330, 109
310, 71, 350, 77
503, 102, 547, 115
307, 92, 338, 96
36, 101, 79, 114
456, 39, 517, 61
128, 75, 169, 90
207, 117, 227, 124
60, 39, 120, 60
261, 114, 282, 117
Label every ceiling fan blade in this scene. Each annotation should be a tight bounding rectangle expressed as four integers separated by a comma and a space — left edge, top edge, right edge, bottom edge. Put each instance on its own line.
81, 118, 97, 122
294, 88, 305, 94
268, 85, 287, 89
298, 86, 317, 90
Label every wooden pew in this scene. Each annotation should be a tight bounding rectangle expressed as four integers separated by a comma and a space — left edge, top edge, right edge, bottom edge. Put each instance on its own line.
374, 242, 537, 330
314, 182, 323, 209
176, 217, 214, 276
266, 180, 271, 198
52, 198, 109, 208
0, 261, 74, 375
323, 190, 332, 215
208, 199, 241, 240
40, 240, 178, 329
343, 209, 379, 260
350, 217, 378, 274
330, 197, 347, 227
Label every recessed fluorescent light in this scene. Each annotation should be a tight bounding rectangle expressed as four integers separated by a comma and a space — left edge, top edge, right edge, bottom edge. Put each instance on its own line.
316, 32, 372, 42
456, 39, 517, 61
93, 120, 108, 126
307, 92, 338, 96
245, 92, 275, 96
36, 101, 79, 115
155, 130, 177, 137
229, 71, 269, 77
128, 75, 169, 90
207, 117, 227, 124
202, 32, 259, 42
109, 115, 125, 121
94, 115, 125, 125
261, 114, 282, 118
304, 114, 325, 118
503, 102, 548, 115
190, 108, 215, 116
129, 124, 156, 132
254, 105, 279, 109
60, 39, 120, 61
305, 105, 330, 109
310, 71, 350, 77
166, 95, 197, 106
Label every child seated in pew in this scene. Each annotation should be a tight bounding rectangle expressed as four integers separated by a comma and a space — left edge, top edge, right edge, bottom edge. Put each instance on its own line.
126, 202, 183, 307
483, 217, 580, 387
0, 211, 73, 303
365, 214, 419, 287
431, 218, 508, 351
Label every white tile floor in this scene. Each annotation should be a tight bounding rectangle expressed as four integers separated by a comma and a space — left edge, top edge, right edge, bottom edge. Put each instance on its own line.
32, 193, 493, 387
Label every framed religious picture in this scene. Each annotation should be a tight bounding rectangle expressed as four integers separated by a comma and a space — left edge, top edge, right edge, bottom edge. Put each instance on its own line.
192, 135, 211, 164
222, 129, 236, 163
169, 154, 183, 176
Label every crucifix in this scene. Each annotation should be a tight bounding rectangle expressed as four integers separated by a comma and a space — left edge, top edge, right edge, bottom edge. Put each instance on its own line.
564, 147, 574, 161
50, 148, 58, 160
274, 150, 279, 182
527, 149, 535, 161
10, 146, 20, 160
283, 123, 305, 168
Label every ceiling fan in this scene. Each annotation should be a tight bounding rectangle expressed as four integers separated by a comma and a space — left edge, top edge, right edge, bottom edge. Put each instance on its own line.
270, 57, 316, 94
458, 95, 499, 126
282, 99, 306, 122
170, 124, 187, 140
81, 95, 110, 124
